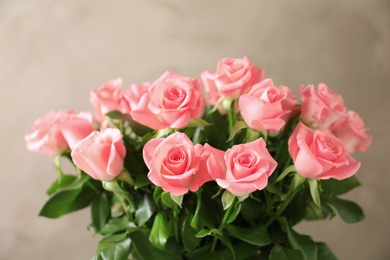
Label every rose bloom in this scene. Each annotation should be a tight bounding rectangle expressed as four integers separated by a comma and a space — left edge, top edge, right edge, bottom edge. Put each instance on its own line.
143, 132, 211, 196
201, 56, 264, 105
239, 79, 295, 133
125, 82, 150, 111
25, 110, 73, 157
288, 122, 360, 180
300, 83, 347, 130
330, 110, 372, 153
202, 138, 277, 196
71, 128, 126, 181
90, 78, 131, 123
131, 71, 205, 130
60, 111, 95, 150
25, 110, 94, 156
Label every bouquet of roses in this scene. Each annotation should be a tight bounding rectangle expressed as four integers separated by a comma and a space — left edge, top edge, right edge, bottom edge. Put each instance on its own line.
25, 57, 372, 260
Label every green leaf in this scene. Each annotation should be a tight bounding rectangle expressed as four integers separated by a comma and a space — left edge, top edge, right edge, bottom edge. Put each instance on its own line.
269, 244, 305, 260
225, 224, 271, 247
46, 174, 76, 195
149, 213, 171, 250
97, 233, 131, 260
129, 231, 181, 260
321, 176, 361, 195
99, 216, 137, 236
182, 215, 201, 253
316, 242, 337, 260
232, 242, 259, 260
281, 219, 317, 260
195, 228, 222, 238
222, 190, 236, 210
185, 118, 211, 127
135, 194, 156, 226
153, 187, 164, 206
219, 235, 235, 259
91, 192, 110, 232
202, 108, 229, 149
308, 179, 321, 207
240, 198, 264, 224
328, 196, 365, 223
39, 186, 96, 218
105, 110, 132, 122
226, 121, 248, 142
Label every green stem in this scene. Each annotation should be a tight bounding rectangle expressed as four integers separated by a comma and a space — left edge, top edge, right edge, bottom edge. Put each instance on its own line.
173, 210, 180, 243
265, 183, 302, 227
210, 198, 236, 252
54, 155, 64, 177
112, 191, 133, 221
227, 101, 235, 132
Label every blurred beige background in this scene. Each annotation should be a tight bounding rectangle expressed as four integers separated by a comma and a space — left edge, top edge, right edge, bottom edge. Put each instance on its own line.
1, 0, 389, 259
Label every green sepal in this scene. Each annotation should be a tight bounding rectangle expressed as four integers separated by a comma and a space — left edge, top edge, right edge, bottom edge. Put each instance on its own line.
185, 118, 211, 128
308, 179, 321, 207
222, 190, 236, 210
226, 121, 248, 143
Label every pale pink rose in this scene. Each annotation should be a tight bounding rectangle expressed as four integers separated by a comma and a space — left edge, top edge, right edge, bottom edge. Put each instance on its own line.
60, 111, 95, 150
279, 85, 300, 121
238, 79, 291, 132
71, 128, 126, 181
202, 138, 277, 196
201, 56, 264, 105
125, 82, 150, 111
288, 122, 360, 180
300, 83, 347, 130
143, 132, 211, 196
25, 110, 74, 156
131, 71, 205, 130
90, 78, 131, 123
330, 111, 372, 153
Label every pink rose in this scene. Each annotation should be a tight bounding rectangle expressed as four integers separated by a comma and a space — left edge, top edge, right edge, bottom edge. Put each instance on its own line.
71, 128, 126, 181
330, 111, 372, 153
90, 78, 131, 123
125, 82, 150, 111
288, 122, 360, 180
25, 110, 96, 156
143, 132, 211, 196
238, 79, 292, 132
60, 111, 95, 150
131, 71, 205, 130
25, 110, 73, 156
300, 83, 347, 130
201, 56, 264, 105
202, 138, 277, 196
279, 85, 300, 121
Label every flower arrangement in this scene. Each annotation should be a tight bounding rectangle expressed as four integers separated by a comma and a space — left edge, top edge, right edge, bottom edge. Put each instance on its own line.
25, 57, 372, 260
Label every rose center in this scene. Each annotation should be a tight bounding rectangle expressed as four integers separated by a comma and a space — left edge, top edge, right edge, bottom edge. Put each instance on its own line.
163, 87, 186, 109
163, 148, 188, 175
232, 151, 260, 179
